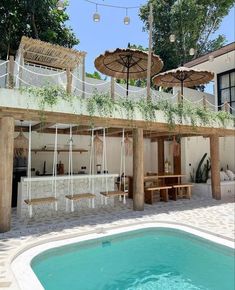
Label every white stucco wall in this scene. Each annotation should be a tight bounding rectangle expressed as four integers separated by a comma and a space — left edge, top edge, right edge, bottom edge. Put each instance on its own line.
18, 132, 152, 176
182, 136, 235, 181
187, 50, 235, 108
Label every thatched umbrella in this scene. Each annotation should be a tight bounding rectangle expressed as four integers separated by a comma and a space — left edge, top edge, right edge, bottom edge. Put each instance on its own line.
152, 66, 214, 98
95, 48, 163, 96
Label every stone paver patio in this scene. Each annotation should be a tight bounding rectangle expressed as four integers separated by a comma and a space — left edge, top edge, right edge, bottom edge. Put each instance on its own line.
0, 194, 234, 289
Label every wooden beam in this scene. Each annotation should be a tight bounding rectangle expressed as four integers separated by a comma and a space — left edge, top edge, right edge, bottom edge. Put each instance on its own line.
0, 117, 14, 232
158, 138, 164, 173
31, 122, 55, 131
133, 128, 144, 211
0, 106, 234, 136
210, 134, 221, 200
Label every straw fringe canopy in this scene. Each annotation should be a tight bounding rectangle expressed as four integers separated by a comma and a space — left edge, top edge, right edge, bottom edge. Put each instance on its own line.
152, 66, 214, 88
19, 36, 86, 70
95, 48, 163, 80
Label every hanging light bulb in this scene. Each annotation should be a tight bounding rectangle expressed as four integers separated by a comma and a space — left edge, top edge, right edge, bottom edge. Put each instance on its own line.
93, 4, 100, 22
124, 8, 130, 25
208, 55, 214, 62
57, 0, 64, 11
189, 48, 195, 56
169, 34, 176, 43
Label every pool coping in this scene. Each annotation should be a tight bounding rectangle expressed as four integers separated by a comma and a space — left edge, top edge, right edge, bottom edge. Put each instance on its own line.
11, 221, 235, 290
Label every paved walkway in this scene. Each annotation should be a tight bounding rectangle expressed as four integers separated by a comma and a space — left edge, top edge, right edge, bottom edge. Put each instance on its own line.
0, 194, 234, 289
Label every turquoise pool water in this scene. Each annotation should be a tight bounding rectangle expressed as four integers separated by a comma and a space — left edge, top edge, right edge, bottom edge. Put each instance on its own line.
32, 228, 235, 290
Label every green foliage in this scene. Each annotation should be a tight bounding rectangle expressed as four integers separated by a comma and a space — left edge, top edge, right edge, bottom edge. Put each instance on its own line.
195, 153, 211, 183
86, 71, 103, 80
139, 0, 235, 71
21, 86, 235, 129
117, 98, 136, 120
86, 90, 114, 117
0, 0, 79, 58
21, 85, 74, 121
216, 110, 234, 127
137, 99, 157, 121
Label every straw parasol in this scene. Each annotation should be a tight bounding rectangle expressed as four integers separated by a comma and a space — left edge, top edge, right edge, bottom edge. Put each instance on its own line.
95, 48, 163, 96
152, 66, 214, 98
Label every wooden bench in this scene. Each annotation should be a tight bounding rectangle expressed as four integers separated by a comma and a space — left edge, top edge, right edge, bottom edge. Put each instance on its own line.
24, 197, 58, 218
100, 191, 128, 205
65, 193, 96, 212
144, 186, 172, 204
172, 184, 193, 200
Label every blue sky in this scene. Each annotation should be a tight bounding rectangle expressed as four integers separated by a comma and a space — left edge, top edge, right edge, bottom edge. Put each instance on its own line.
67, 0, 235, 73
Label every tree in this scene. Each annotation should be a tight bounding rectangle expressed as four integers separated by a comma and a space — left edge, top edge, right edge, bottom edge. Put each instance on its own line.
0, 0, 79, 59
139, 0, 235, 71
86, 71, 103, 80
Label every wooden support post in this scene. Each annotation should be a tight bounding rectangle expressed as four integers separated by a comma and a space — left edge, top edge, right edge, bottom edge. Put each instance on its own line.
82, 55, 86, 98
146, 3, 153, 101
158, 138, 164, 173
177, 91, 182, 104
224, 101, 229, 112
7, 55, 14, 89
0, 117, 15, 232
66, 68, 72, 94
133, 128, 144, 211
111, 77, 115, 99
203, 95, 207, 109
210, 134, 221, 200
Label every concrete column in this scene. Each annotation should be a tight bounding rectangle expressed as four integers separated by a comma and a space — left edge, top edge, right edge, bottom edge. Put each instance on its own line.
210, 134, 221, 200
0, 117, 15, 232
133, 128, 144, 211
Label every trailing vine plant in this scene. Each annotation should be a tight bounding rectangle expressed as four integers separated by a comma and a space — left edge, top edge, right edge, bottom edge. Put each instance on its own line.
20, 85, 235, 129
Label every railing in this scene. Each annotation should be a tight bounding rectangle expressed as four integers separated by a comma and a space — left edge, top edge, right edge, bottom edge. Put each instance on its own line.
0, 57, 234, 113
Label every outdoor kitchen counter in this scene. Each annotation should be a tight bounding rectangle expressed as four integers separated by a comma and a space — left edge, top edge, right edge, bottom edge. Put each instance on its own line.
17, 174, 118, 218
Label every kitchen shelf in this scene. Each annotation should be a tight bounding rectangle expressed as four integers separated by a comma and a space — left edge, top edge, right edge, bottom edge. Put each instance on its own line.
32, 149, 88, 154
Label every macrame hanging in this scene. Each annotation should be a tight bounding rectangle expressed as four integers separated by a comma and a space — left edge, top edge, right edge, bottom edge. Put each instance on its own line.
94, 132, 103, 156
173, 136, 180, 157
124, 133, 132, 156
14, 127, 28, 158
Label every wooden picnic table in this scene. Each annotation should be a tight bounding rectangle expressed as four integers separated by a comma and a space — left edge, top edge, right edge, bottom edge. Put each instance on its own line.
128, 174, 186, 199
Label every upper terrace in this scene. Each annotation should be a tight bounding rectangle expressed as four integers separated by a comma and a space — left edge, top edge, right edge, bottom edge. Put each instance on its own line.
0, 37, 234, 135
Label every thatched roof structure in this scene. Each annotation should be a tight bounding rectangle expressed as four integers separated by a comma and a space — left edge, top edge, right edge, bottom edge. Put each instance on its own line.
18, 36, 86, 70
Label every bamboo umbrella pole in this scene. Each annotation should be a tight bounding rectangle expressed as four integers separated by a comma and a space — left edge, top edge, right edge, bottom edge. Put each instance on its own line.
146, 3, 153, 101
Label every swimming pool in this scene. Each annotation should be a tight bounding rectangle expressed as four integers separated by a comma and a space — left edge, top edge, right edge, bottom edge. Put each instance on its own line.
31, 228, 234, 290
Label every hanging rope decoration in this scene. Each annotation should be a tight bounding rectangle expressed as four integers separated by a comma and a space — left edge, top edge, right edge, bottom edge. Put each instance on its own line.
94, 131, 103, 156
173, 136, 180, 157
14, 128, 28, 158
124, 133, 132, 156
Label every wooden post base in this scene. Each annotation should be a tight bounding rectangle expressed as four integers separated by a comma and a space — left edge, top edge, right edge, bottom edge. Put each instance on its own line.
0, 117, 14, 232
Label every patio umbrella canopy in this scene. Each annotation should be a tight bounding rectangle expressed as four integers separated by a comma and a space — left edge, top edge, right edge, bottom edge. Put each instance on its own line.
152, 66, 214, 97
95, 48, 163, 96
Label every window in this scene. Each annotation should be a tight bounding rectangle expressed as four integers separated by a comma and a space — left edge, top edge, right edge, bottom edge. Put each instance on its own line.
218, 69, 235, 115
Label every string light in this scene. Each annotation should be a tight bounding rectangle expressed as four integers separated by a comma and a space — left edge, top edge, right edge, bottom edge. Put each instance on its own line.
169, 34, 176, 43
189, 48, 195, 56
84, 0, 140, 24
93, 4, 100, 22
124, 9, 130, 25
57, 0, 64, 10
